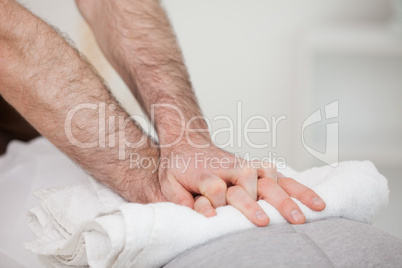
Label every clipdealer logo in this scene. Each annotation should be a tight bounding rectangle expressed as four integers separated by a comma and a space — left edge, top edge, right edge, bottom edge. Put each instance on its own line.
302, 101, 339, 167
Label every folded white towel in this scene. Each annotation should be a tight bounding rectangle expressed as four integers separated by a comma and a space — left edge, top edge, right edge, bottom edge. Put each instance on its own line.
24, 160, 389, 268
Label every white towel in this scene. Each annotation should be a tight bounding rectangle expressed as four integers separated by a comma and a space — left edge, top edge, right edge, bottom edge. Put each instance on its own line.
24, 160, 389, 268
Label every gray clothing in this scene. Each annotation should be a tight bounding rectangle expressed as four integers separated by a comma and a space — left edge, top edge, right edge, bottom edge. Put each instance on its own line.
165, 218, 402, 267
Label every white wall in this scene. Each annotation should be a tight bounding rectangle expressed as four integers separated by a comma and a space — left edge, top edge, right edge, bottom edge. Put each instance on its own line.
163, 0, 393, 164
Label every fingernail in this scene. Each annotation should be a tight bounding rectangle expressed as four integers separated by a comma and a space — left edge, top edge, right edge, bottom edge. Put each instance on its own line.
255, 211, 268, 221
291, 210, 304, 222
312, 197, 325, 207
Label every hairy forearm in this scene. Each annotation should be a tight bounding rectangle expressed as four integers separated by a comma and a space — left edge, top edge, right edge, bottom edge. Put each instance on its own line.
81, 0, 209, 147
0, 0, 160, 202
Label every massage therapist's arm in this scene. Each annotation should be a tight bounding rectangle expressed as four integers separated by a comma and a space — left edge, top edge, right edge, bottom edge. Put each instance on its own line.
76, 0, 326, 225
0, 0, 164, 203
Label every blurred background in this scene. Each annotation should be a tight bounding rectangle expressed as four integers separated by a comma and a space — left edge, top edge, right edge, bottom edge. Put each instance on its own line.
21, 0, 402, 239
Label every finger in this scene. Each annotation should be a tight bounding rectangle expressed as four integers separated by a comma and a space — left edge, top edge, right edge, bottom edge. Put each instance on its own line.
278, 177, 326, 211
220, 168, 258, 200
258, 177, 306, 224
256, 161, 277, 182
227, 185, 270, 227
237, 168, 258, 200
160, 177, 195, 209
198, 173, 227, 208
194, 195, 216, 217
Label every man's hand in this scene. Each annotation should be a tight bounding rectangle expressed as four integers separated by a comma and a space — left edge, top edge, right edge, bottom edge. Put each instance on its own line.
158, 133, 325, 226
194, 173, 326, 224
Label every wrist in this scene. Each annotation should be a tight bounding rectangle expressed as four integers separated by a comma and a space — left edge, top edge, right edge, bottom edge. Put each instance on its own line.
117, 140, 161, 203
159, 133, 213, 161
156, 116, 212, 149
151, 100, 209, 145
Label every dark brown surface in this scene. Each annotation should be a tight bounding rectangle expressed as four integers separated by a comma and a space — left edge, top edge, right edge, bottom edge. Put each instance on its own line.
0, 95, 40, 155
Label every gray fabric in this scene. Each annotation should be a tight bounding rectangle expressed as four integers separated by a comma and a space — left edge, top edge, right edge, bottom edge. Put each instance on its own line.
164, 218, 402, 268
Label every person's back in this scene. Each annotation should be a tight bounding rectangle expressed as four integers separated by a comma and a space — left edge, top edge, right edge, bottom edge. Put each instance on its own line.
166, 218, 402, 267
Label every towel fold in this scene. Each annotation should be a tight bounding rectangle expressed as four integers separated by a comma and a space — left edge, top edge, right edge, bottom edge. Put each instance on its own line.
24, 160, 389, 268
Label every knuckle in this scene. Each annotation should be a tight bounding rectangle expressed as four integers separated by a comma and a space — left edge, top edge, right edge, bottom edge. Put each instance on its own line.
258, 177, 276, 189
226, 186, 239, 200
300, 188, 315, 199
243, 167, 257, 178
279, 197, 295, 211
259, 161, 276, 171
243, 201, 255, 212
200, 172, 211, 180
205, 179, 226, 197
261, 162, 277, 177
